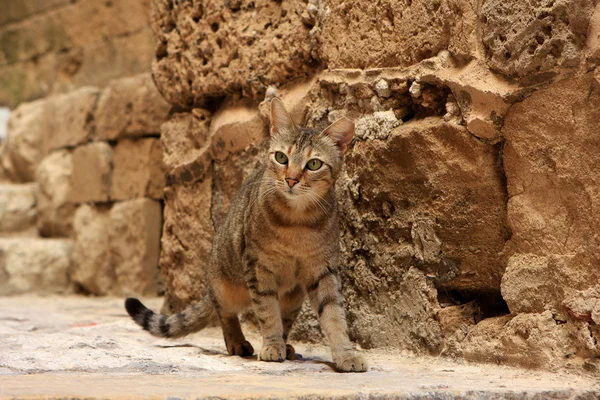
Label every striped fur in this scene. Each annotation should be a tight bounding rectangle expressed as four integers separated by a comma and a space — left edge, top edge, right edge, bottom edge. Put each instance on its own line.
125, 98, 367, 372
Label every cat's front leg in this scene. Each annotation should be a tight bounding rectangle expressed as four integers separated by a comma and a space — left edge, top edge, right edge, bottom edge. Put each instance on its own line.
245, 256, 286, 362
306, 266, 368, 372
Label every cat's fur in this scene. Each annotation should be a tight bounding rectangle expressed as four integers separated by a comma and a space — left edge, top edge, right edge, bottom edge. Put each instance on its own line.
125, 98, 367, 372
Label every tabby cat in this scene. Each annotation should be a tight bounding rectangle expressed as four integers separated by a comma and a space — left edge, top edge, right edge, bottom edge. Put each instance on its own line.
125, 98, 368, 372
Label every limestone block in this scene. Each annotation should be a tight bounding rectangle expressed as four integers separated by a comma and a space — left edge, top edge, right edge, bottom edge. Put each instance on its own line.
110, 199, 162, 297
69, 142, 112, 203
46, 87, 99, 150
588, 2, 600, 59
95, 74, 170, 141
160, 178, 213, 313
71, 204, 116, 296
0, 0, 70, 25
2, 99, 49, 182
502, 72, 600, 311
481, 0, 594, 77
342, 118, 508, 293
0, 183, 37, 234
35, 150, 75, 237
318, 0, 479, 69
150, 0, 314, 106
111, 138, 164, 201
0, 238, 72, 295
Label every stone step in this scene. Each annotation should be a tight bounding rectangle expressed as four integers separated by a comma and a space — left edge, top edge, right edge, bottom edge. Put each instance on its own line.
0, 183, 38, 235
0, 238, 73, 295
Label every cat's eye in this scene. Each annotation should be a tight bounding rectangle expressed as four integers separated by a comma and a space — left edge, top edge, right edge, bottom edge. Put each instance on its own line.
274, 151, 288, 165
306, 159, 323, 171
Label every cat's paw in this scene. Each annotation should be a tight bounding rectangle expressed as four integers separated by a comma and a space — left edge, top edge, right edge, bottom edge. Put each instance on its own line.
227, 340, 254, 357
285, 344, 296, 360
335, 354, 368, 372
258, 343, 286, 362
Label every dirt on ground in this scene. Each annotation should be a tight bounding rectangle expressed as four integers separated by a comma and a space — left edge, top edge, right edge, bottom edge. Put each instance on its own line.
1, 295, 598, 400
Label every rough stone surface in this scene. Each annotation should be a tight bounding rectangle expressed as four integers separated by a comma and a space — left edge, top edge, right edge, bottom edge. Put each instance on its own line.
45, 87, 99, 150
1, 98, 48, 182
69, 142, 113, 203
71, 204, 116, 296
481, 0, 594, 77
502, 72, 600, 314
317, 0, 479, 69
110, 138, 164, 201
95, 74, 170, 141
0, 239, 72, 295
0, 183, 37, 235
1, 296, 599, 399
150, 0, 315, 107
110, 199, 162, 297
0, 0, 155, 107
35, 149, 75, 237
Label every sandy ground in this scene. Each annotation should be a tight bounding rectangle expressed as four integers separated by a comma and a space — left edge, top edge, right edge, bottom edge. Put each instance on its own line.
0, 296, 598, 400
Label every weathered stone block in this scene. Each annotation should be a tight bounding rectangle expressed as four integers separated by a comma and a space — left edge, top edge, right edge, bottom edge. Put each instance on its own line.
111, 138, 164, 201
2, 98, 48, 182
35, 150, 75, 237
150, 0, 315, 106
95, 74, 170, 141
69, 142, 112, 203
481, 0, 594, 77
46, 87, 98, 150
0, 238, 73, 295
0, 183, 37, 235
502, 72, 600, 313
318, 0, 479, 69
110, 199, 162, 297
71, 204, 116, 295
160, 178, 213, 313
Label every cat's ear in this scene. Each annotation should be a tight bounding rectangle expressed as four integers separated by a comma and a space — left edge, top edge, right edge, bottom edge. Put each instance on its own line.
270, 98, 295, 136
322, 118, 354, 153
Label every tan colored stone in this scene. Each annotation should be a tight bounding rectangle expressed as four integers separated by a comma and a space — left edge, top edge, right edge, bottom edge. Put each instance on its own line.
95, 74, 170, 141
0, 183, 37, 235
457, 311, 599, 371
71, 204, 116, 296
481, 0, 594, 77
35, 149, 75, 237
0, 238, 72, 295
317, 0, 479, 69
111, 138, 164, 201
502, 72, 600, 313
150, 0, 315, 106
436, 303, 478, 339
2, 99, 48, 182
69, 142, 112, 203
110, 199, 162, 297
0, 0, 70, 26
46, 87, 98, 150
588, 2, 600, 60
160, 178, 213, 313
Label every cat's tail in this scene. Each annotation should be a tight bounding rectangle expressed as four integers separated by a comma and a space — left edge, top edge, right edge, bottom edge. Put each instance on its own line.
124, 297, 217, 339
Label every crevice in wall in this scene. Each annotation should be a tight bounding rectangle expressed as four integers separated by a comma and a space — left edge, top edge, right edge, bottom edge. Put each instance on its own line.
438, 289, 509, 322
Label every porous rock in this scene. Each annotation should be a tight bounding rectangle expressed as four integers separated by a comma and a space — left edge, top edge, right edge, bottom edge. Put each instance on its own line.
35, 150, 75, 237
317, 0, 479, 69
481, 0, 594, 77
110, 199, 162, 297
150, 0, 315, 107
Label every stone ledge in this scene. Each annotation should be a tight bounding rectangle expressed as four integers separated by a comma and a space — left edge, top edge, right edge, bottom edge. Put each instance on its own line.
0, 296, 598, 399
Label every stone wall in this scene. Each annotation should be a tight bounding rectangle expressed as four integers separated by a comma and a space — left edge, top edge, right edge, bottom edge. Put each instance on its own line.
0, 0, 155, 107
152, 0, 600, 373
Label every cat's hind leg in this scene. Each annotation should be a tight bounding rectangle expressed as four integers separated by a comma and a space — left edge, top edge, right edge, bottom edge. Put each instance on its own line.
219, 313, 254, 357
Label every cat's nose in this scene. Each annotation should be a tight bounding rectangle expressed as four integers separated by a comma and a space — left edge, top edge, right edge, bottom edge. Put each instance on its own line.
285, 177, 299, 188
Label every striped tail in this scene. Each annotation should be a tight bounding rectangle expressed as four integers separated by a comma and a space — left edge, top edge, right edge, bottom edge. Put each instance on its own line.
124, 297, 216, 339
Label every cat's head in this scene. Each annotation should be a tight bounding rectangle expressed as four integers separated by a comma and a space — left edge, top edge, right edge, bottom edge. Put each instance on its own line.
264, 98, 354, 210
